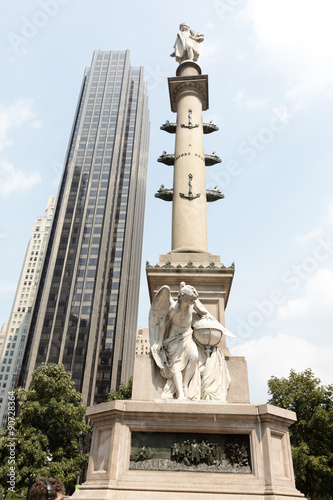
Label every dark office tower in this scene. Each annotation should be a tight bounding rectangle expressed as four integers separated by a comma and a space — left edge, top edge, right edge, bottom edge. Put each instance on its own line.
18, 50, 149, 405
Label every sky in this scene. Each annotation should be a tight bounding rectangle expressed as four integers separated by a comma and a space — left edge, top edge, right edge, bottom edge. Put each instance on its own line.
0, 0, 332, 404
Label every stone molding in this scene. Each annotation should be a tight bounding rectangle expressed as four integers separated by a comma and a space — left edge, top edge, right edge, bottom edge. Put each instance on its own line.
146, 265, 234, 307
168, 74, 209, 112
71, 400, 304, 499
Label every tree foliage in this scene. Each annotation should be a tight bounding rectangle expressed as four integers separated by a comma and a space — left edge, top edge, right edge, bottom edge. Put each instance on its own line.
107, 377, 132, 401
0, 364, 91, 496
268, 368, 333, 499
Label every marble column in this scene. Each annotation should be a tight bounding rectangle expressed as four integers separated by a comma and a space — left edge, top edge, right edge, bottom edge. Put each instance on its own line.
168, 61, 209, 252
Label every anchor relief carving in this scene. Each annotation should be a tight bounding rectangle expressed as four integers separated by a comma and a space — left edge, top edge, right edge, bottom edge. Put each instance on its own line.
181, 109, 199, 130
180, 173, 201, 201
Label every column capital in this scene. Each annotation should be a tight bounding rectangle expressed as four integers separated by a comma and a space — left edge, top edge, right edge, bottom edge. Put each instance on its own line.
168, 74, 209, 112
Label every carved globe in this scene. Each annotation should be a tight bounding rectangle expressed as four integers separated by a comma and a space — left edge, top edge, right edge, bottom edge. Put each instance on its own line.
193, 317, 223, 347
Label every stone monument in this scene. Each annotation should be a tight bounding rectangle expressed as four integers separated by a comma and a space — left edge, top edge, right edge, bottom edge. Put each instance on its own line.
71, 25, 304, 499
149, 282, 233, 402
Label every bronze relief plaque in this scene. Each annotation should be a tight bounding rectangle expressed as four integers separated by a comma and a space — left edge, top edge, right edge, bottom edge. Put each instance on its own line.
130, 432, 251, 473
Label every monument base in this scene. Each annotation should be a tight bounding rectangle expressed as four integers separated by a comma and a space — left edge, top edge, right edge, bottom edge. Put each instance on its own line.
146, 253, 235, 355
132, 354, 250, 404
71, 400, 304, 500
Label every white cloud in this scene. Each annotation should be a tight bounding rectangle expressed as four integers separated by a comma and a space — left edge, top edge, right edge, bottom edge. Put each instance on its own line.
234, 90, 268, 110
274, 268, 333, 344
295, 228, 324, 244
0, 98, 40, 151
246, 0, 333, 104
231, 333, 333, 403
0, 160, 41, 196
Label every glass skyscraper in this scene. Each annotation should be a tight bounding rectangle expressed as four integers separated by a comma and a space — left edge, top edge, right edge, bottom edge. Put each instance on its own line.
18, 50, 149, 405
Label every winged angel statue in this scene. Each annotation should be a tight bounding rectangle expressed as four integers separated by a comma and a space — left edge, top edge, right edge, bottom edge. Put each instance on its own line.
149, 282, 234, 401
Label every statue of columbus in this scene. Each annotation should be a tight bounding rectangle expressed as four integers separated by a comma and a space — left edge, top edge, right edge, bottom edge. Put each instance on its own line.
170, 22, 204, 64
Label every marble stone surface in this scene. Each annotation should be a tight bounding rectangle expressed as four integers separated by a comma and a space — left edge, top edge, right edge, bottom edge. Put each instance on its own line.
170, 23, 204, 64
146, 263, 235, 354
132, 353, 250, 404
149, 283, 232, 401
71, 401, 304, 500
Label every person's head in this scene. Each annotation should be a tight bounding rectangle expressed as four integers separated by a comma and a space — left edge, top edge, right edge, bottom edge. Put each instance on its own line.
28, 478, 64, 500
178, 282, 198, 305
179, 23, 189, 31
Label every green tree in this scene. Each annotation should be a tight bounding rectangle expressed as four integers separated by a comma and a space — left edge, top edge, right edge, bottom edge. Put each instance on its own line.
2, 490, 27, 499
107, 377, 132, 401
0, 364, 91, 497
268, 368, 333, 499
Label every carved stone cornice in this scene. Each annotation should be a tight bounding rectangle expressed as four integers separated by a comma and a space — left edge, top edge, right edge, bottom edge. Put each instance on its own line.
168, 74, 209, 112
146, 265, 235, 307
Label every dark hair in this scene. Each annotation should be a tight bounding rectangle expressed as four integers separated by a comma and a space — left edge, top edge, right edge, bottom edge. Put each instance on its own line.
28, 477, 64, 500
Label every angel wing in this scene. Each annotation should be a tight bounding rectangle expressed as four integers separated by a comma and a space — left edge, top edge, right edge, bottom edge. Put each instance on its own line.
192, 299, 236, 338
149, 285, 175, 370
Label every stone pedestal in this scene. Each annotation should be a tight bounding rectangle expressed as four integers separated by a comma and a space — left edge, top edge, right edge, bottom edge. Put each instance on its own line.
147, 251, 234, 354
132, 354, 250, 404
71, 400, 304, 500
